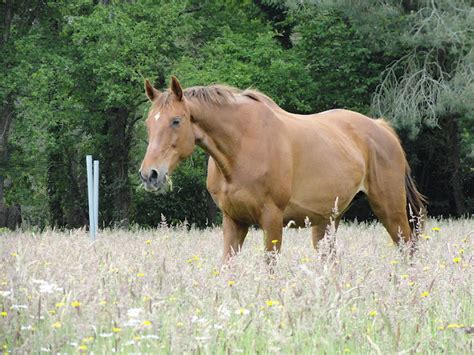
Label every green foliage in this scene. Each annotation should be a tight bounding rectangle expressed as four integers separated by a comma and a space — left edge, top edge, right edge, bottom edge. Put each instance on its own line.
175, 29, 315, 112
1, 0, 472, 229
292, 8, 382, 113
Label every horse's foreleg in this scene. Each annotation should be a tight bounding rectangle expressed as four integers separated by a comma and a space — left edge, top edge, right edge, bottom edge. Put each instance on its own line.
222, 214, 249, 264
259, 205, 283, 265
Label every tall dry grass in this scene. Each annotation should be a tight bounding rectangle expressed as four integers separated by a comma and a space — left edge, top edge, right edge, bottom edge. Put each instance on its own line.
0, 219, 472, 353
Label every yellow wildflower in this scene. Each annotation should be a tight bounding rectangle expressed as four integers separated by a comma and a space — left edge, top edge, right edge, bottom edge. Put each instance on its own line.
52, 322, 62, 329
420, 291, 430, 298
145, 239, 152, 245
408, 281, 415, 286
447, 323, 464, 329
271, 239, 278, 244
71, 301, 81, 308
55, 302, 65, 308
112, 327, 121, 333
78, 345, 87, 351
390, 260, 399, 265
228, 280, 235, 286
82, 336, 94, 343
212, 269, 220, 277
10, 252, 17, 257
453, 257, 461, 263
401, 274, 409, 279
368, 310, 378, 317
48, 310, 56, 315
432, 227, 440, 232
133, 336, 141, 341
1, 311, 7, 317
187, 255, 199, 263
265, 300, 280, 307
142, 320, 152, 326
235, 308, 250, 315
458, 249, 464, 254
136, 273, 145, 277
437, 326, 444, 330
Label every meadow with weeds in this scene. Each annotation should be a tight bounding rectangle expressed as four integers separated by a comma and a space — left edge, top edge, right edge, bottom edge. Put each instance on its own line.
0, 219, 472, 353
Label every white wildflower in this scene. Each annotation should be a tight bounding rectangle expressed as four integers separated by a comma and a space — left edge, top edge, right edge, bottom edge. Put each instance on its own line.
99, 333, 113, 338
11, 304, 28, 310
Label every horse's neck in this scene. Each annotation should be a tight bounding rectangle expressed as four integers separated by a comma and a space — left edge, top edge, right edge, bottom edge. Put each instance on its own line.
189, 100, 243, 180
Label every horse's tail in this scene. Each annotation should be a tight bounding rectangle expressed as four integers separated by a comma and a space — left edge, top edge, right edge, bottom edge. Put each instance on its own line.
405, 165, 427, 235
376, 119, 427, 235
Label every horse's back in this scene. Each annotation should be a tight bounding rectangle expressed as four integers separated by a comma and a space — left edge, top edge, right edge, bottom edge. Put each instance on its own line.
278, 109, 406, 222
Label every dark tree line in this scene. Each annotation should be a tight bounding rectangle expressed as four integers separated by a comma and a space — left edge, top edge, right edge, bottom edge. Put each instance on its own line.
0, 0, 472, 230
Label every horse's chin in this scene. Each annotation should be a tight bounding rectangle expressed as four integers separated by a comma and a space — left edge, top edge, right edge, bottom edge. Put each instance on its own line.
143, 182, 171, 195
153, 186, 169, 195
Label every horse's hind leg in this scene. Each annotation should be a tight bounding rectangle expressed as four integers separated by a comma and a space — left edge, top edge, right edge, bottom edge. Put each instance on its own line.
312, 218, 341, 254
366, 180, 412, 247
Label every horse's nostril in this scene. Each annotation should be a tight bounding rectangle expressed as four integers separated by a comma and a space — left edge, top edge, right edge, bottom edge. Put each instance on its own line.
150, 169, 158, 182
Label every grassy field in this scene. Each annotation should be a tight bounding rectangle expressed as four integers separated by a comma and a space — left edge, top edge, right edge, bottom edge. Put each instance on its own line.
0, 219, 472, 353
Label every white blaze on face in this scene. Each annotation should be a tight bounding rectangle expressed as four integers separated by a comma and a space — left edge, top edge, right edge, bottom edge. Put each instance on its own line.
154, 112, 161, 121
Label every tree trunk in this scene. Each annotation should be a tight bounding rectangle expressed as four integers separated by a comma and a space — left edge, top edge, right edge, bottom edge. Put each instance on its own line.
46, 133, 65, 227
0, 176, 5, 227
444, 114, 466, 216
0, 101, 13, 228
1, 0, 13, 47
0, 0, 14, 228
101, 107, 132, 227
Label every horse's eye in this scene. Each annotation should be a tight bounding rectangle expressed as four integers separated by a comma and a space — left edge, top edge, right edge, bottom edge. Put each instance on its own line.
171, 117, 181, 127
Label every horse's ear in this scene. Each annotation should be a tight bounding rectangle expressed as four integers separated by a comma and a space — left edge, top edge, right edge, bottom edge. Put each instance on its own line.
170, 75, 183, 101
144, 79, 161, 102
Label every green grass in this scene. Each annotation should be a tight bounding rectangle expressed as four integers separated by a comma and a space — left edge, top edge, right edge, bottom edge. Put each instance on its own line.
0, 219, 472, 353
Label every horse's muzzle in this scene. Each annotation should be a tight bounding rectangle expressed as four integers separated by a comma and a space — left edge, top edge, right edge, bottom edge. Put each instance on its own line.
139, 168, 169, 193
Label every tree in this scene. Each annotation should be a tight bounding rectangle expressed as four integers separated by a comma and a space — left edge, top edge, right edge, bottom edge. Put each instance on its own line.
371, 0, 473, 215
0, 0, 56, 228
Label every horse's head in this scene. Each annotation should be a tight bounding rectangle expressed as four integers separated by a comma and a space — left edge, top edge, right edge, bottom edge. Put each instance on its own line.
139, 76, 195, 193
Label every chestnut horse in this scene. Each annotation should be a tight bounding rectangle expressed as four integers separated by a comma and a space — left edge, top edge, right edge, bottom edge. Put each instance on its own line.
140, 76, 425, 262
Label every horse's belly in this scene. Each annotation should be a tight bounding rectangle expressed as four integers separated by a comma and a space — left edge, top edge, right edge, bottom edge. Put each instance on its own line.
283, 189, 357, 227
282, 203, 326, 227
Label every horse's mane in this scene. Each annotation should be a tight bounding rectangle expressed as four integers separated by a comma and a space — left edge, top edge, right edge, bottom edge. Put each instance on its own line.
154, 84, 280, 109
